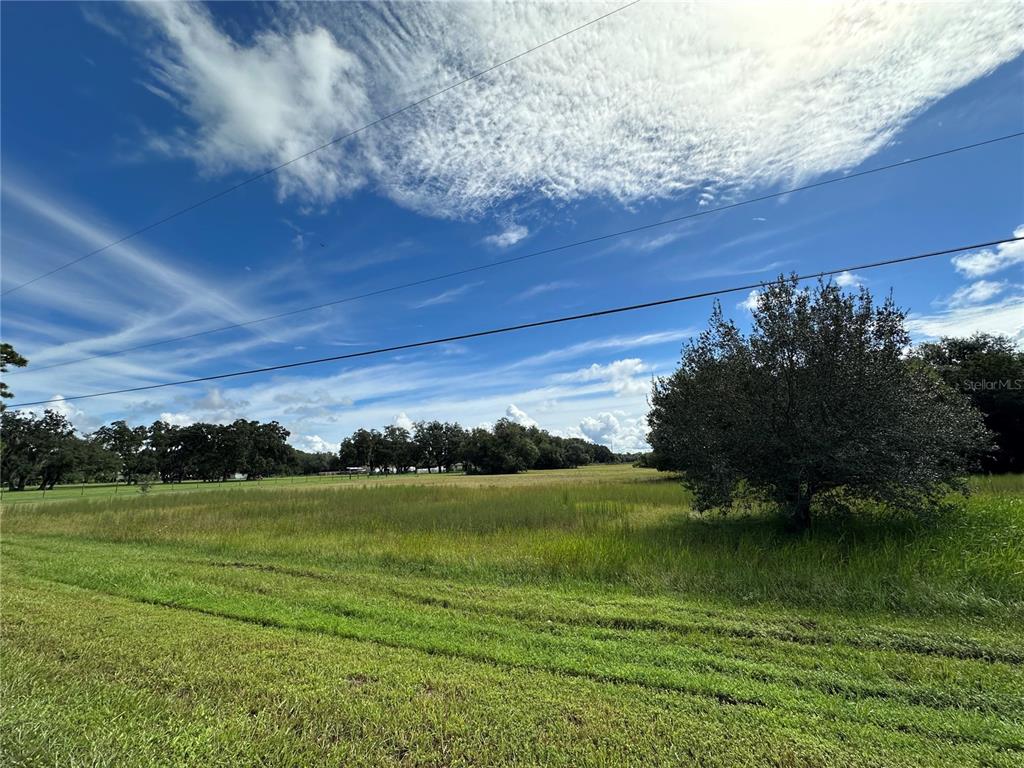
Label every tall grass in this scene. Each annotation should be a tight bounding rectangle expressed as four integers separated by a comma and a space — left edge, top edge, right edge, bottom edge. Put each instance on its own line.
5, 469, 1022, 620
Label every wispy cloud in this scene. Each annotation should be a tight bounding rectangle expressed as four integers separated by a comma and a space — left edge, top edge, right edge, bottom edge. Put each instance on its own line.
514, 329, 693, 368
409, 282, 482, 309
511, 280, 577, 302
0, 181, 336, 406
120, 2, 1022, 218
908, 295, 1024, 345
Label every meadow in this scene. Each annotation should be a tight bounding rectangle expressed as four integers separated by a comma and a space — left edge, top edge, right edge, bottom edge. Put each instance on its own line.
2, 465, 1022, 767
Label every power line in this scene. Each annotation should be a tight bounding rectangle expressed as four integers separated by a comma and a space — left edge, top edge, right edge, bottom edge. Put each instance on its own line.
18, 130, 1024, 374
9, 235, 1020, 410
0, 0, 640, 297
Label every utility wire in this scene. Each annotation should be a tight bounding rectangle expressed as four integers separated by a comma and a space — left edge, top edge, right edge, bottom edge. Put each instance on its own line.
17, 130, 1024, 374
0, 1, 640, 297
9, 235, 1020, 409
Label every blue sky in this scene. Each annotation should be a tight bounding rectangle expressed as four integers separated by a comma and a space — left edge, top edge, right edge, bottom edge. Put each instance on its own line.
2, 1, 1022, 453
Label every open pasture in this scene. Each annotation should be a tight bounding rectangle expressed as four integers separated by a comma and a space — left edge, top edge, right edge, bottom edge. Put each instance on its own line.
2, 466, 1023, 766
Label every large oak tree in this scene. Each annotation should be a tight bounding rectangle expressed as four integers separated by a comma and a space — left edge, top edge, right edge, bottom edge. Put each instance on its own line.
648, 278, 990, 529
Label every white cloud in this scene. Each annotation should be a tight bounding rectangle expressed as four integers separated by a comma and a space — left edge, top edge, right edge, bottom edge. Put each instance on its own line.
23, 395, 99, 434
636, 232, 684, 252
574, 412, 648, 453
908, 295, 1024, 346
951, 227, 1024, 277
834, 270, 865, 288
128, 2, 1022, 218
392, 412, 414, 431
135, 3, 371, 205
409, 281, 481, 309
505, 403, 538, 428
292, 434, 339, 454
484, 224, 529, 248
511, 280, 576, 301
943, 279, 1007, 308
559, 358, 651, 395
739, 290, 761, 312
159, 411, 195, 427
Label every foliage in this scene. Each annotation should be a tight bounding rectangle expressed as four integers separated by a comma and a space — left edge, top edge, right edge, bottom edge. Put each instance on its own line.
2, 414, 295, 490
648, 277, 991, 528
337, 417, 615, 475
0, 341, 28, 410
412, 420, 466, 472
92, 420, 151, 484
0, 409, 82, 490
2, 406, 619, 492
461, 419, 540, 474
915, 333, 1024, 473
289, 448, 342, 476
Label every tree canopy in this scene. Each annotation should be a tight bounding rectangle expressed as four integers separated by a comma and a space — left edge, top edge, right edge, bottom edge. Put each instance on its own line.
914, 333, 1024, 474
0, 342, 29, 410
648, 277, 990, 529
337, 418, 617, 475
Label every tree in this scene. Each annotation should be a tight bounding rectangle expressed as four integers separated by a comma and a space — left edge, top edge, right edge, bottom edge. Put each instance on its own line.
563, 439, 593, 468
338, 436, 360, 469
93, 420, 150, 484
382, 425, 416, 473
915, 334, 1024, 474
149, 420, 186, 483
440, 422, 467, 471
72, 436, 121, 484
463, 419, 539, 474
648, 278, 990, 530
413, 421, 444, 472
34, 411, 78, 490
0, 342, 28, 410
0, 409, 76, 490
412, 420, 468, 473
345, 428, 382, 472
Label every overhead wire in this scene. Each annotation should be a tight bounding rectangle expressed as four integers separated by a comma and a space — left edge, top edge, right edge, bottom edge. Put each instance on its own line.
16, 130, 1024, 374
9, 235, 1020, 409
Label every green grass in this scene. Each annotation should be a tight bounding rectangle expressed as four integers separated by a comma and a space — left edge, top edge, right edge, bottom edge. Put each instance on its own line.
0, 465, 649, 505
2, 465, 1023, 766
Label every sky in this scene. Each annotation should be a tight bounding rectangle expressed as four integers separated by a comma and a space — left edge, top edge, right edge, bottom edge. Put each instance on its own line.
1, 1, 1023, 454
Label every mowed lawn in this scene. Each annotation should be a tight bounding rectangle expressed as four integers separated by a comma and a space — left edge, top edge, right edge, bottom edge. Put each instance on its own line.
2, 466, 1023, 767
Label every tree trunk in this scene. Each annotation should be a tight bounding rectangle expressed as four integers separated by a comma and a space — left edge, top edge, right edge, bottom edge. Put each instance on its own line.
792, 489, 812, 532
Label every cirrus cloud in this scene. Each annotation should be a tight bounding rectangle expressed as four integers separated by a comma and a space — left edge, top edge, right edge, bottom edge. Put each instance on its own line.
126, 2, 1023, 218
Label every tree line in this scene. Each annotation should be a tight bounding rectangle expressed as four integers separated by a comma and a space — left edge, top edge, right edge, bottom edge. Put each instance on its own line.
0, 416, 296, 491
0, 410, 617, 491
338, 418, 614, 475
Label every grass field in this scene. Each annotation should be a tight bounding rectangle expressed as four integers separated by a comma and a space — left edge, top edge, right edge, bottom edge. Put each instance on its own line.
0, 466, 652, 505
2, 465, 1022, 766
